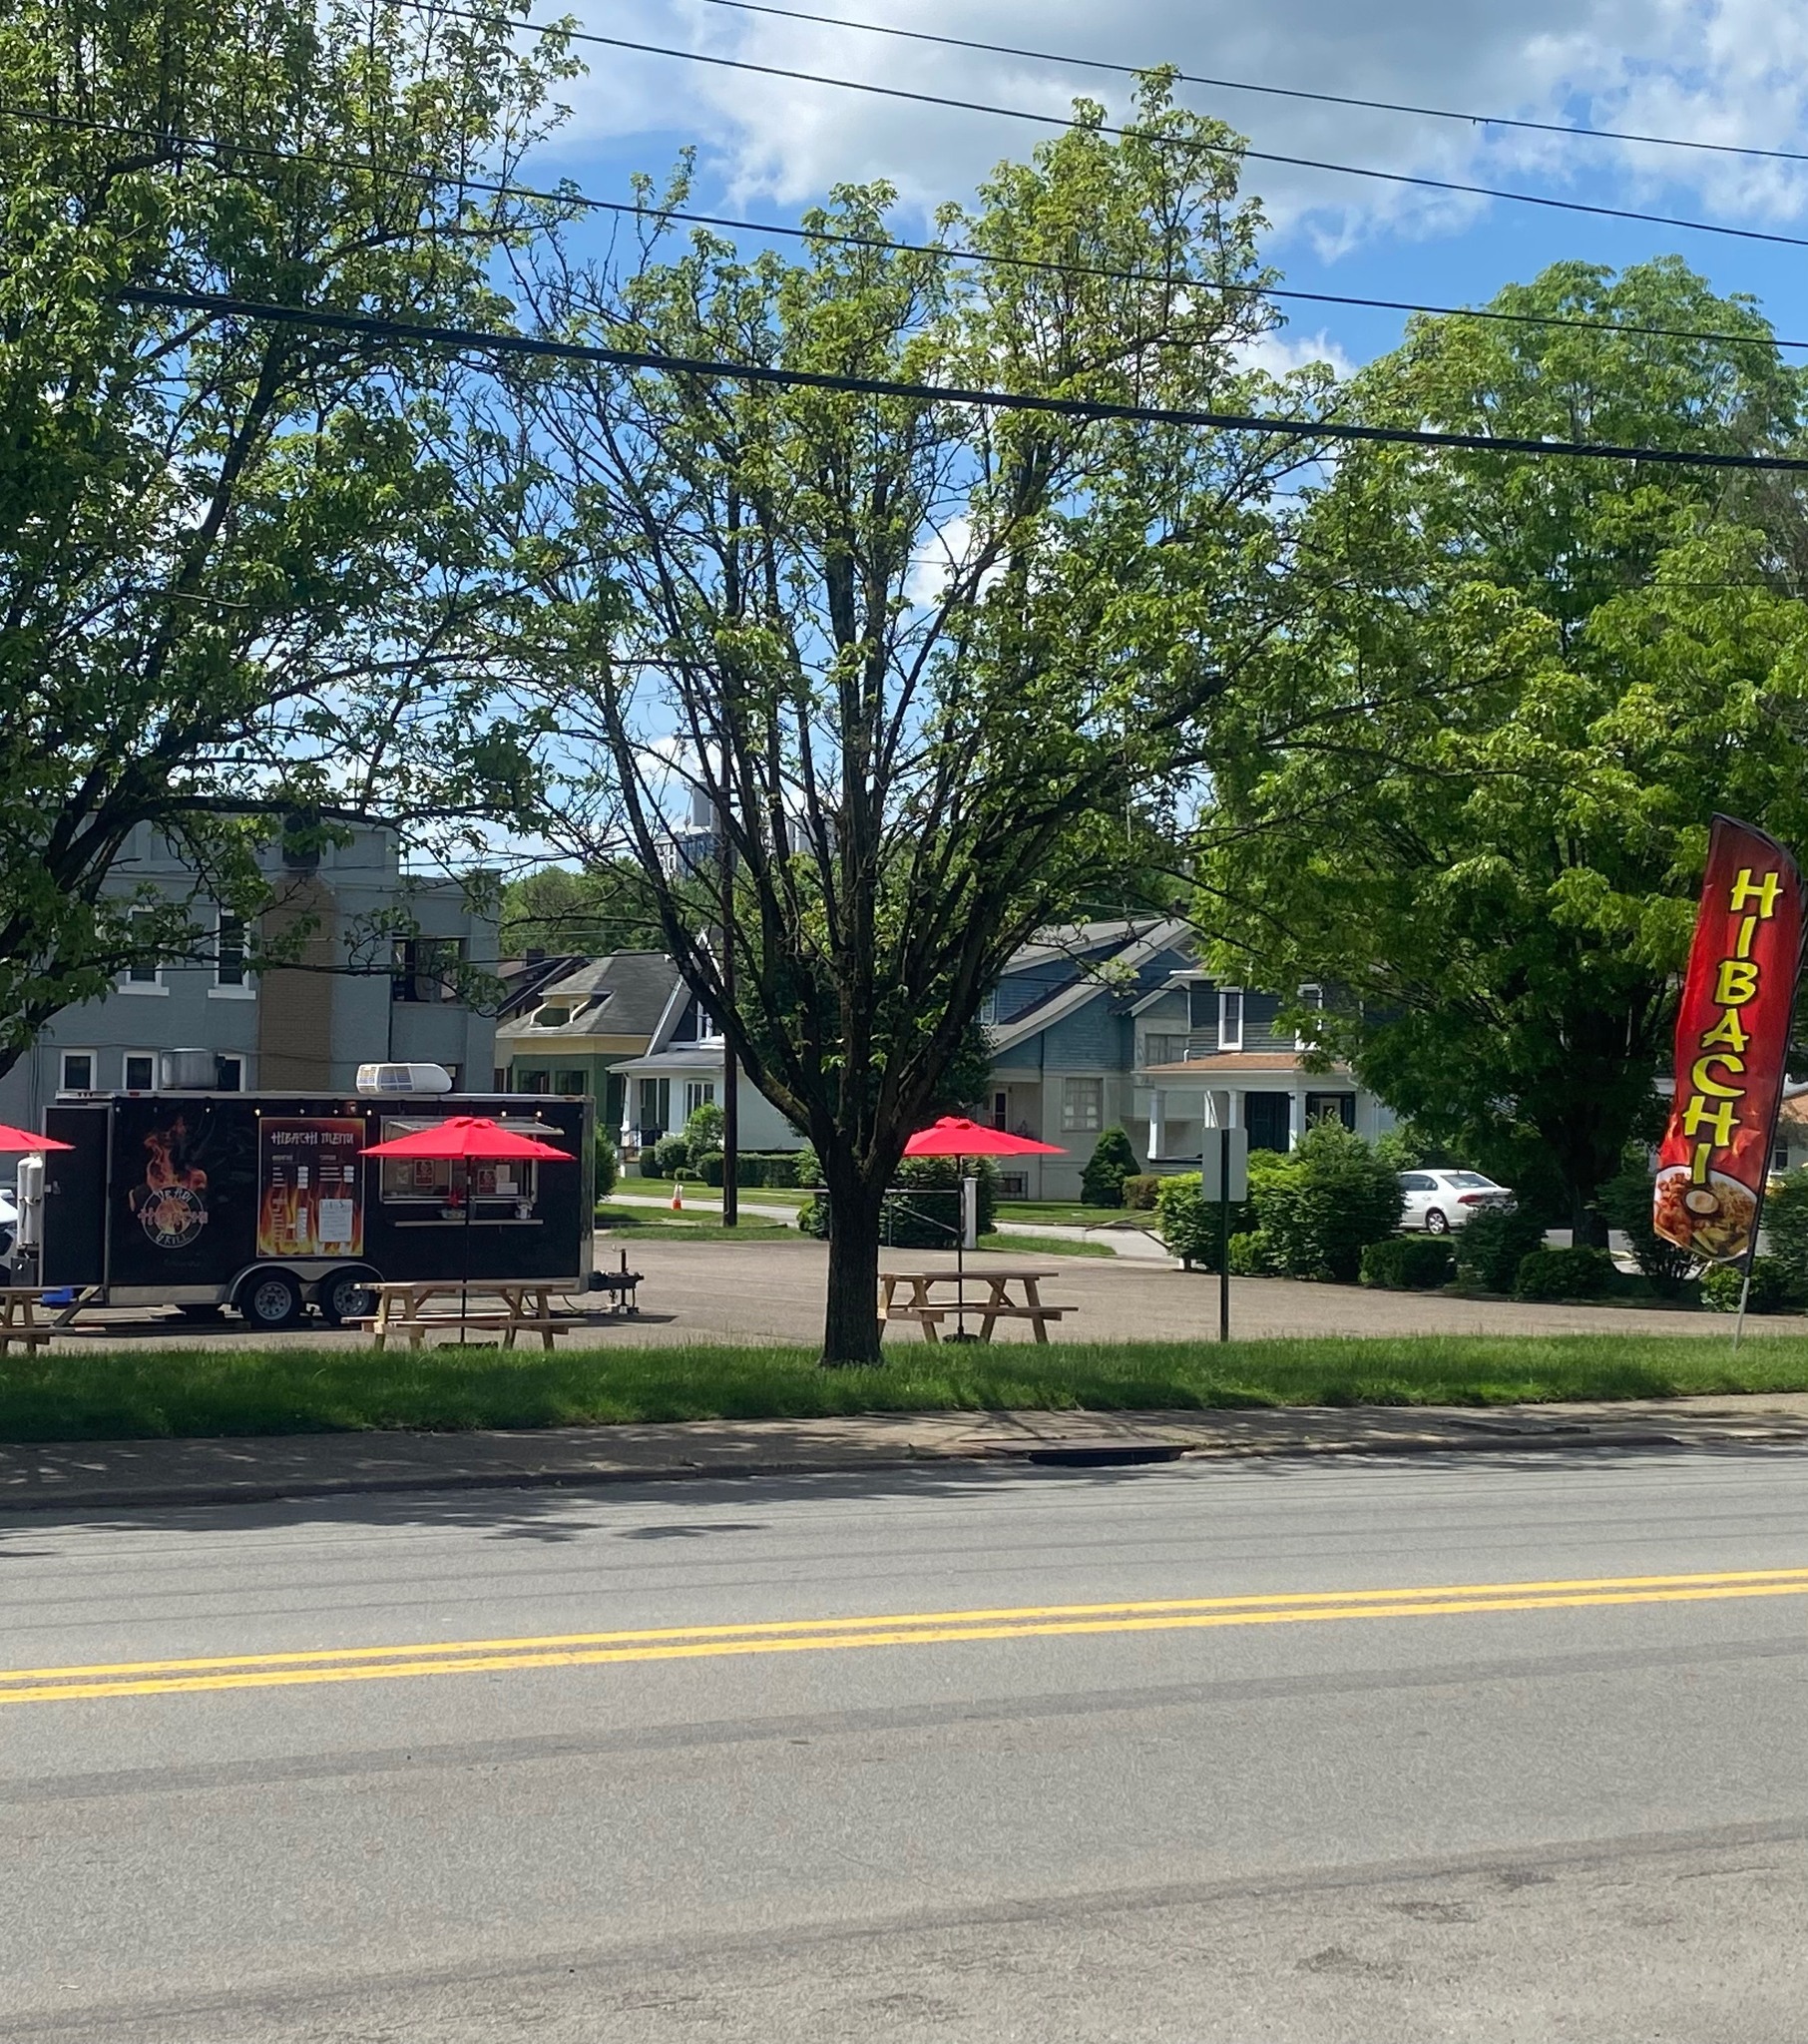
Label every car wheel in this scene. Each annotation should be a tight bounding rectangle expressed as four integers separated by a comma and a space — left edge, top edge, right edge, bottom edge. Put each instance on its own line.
316, 1270, 376, 1327
1425, 1209, 1450, 1236
240, 1271, 303, 1330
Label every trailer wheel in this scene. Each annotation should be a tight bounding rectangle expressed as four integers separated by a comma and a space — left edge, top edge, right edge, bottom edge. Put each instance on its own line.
238, 1270, 303, 1330
316, 1268, 377, 1327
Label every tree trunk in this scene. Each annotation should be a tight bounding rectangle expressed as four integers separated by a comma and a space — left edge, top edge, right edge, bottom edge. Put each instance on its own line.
821, 1179, 886, 1367
1570, 1185, 1609, 1249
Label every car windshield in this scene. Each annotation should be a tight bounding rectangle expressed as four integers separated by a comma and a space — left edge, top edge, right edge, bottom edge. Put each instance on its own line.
1445, 1172, 1497, 1189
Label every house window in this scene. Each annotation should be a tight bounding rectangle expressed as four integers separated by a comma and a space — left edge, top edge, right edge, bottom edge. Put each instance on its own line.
215, 1055, 244, 1092
675, 994, 718, 1043
391, 935, 467, 1004
1187, 981, 1215, 1029
1296, 983, 1324, 1050
519, 1070, 551, 1093
1062, 1076, 1104, 1133
60, 1051, 96, 1092
1141, 1032, 1188, 1068
1218, 989, 1243, 1051
992, 1090, 1009, 1131
683, 1079, 717, 1119
121, 910, 163, 990
554, 1068, 587, 1096
215, 911, 248, 990
123, 1053, 156, 1091
979, 991, 998, 1027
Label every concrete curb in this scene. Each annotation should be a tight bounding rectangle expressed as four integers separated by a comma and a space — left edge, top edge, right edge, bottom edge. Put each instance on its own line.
7, 1412, 1808, 1514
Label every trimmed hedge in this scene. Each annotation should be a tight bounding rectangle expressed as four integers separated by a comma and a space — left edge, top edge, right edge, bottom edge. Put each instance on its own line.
799, 1155, 1000, 1248
1454, 1207, 1548, 1292
1763, 1169, 1808, 1297
692, 1148, 727, 1187
1155, 1174, 1253, 1271
1227, 1228, 1280, 1276
1513, 1245, 1615, 1301
1246, 1121, 1403, 1283
653, 1132, 691, 1179
1359, 1236, 1456, 1290
1119, 1173, 1163, 1211
1080, 1127, 1138, 1208
693, 1150, 804, 1189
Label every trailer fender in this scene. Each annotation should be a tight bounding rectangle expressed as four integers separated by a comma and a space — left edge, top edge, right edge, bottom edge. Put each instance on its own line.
233, 1266, 305, 1330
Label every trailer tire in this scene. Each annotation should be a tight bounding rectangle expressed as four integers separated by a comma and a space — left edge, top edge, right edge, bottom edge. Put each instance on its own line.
315, 1268, 378, 1327
238, 1269, 304, 1330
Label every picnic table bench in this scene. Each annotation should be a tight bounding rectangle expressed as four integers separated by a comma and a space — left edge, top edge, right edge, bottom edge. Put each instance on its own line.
879, 1266, 1069, 1344
351, 1280, 583, 1351
0, 1287, 52, 1355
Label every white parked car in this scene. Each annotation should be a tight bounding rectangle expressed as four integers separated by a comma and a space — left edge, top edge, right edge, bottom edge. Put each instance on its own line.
1397, 1170, 1513, 1235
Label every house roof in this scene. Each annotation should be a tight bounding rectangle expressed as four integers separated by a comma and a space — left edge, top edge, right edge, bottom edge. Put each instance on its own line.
614, 1046, 729, 1076
494, 951, 680, 1046
987, 917, 1193, 1054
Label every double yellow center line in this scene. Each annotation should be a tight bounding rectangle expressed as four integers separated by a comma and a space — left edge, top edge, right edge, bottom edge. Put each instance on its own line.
6, 1566, 1806, 1707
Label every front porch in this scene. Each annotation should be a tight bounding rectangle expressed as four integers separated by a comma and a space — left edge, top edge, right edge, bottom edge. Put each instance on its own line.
1138, 1058, 1384, 1163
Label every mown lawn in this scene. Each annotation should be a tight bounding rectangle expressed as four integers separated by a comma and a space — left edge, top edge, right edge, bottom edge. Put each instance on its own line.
4, 1334, 1806, 1443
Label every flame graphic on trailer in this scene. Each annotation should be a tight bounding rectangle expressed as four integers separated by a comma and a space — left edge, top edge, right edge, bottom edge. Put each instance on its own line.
256, 1119, 364, 1258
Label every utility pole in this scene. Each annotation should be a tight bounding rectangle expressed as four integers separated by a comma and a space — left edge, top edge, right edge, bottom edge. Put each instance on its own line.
718, 789, 738, 1229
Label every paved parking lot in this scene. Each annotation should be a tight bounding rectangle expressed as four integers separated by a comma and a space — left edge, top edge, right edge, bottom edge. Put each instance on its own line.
32, 1238, 1808, 1350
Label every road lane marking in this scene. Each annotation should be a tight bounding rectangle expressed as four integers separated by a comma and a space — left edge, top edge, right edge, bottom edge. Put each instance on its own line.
5, 1567, 1806, 1706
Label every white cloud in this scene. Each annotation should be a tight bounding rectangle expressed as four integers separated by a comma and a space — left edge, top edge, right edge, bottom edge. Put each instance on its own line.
553, 0, 1808, 254
1235, 328, 1357, 381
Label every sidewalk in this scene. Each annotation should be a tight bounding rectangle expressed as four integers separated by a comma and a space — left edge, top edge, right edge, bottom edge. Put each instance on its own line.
6, 1395, 1808, 1514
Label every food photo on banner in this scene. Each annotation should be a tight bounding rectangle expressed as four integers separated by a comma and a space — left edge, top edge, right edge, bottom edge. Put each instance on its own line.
1653, 815, 1807, 1266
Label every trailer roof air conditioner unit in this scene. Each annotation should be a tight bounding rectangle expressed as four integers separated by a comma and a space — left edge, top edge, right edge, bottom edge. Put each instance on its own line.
356, 1062, 455, 1096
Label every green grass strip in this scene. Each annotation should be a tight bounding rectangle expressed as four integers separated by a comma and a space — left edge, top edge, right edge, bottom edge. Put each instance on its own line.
4, 1334, 1808, 1443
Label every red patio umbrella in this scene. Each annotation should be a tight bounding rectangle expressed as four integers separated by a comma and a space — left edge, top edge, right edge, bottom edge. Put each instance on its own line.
360, 1117, 574, 1339
902, 1117, 1065, 1338
0, 1123, 73, 1153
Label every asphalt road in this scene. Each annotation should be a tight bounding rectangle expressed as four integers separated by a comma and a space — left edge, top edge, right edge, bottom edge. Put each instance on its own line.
4, 1447, 1808, 2041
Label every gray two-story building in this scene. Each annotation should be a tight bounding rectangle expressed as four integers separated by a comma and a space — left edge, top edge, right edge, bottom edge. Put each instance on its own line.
0, 823, 497, 1127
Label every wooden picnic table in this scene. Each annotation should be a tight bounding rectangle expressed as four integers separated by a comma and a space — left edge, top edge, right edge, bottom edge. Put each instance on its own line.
0, 1287, 52, 1355
352, 1279, 579, 1351
879, 1266, 1069, 1344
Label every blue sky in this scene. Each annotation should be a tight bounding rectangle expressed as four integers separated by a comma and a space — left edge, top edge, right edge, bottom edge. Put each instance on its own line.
513, 0, 1808, 383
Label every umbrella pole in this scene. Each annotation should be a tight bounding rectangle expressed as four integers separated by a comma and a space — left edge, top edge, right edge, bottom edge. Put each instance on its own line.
956, 1156, 967, 1338
460, 1164, 471, 1344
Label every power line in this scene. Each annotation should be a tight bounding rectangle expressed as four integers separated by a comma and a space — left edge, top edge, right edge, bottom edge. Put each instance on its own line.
16, 101, 1806, 357
123, 282, 1808, 471
435, 9, 1808, 254
685, 0, 1808, 172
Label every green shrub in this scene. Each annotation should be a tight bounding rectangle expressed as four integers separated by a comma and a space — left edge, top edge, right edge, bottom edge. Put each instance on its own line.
1700, 1256, 1800, 1314
1762, 1168, 1808, 1297
653, 1132, 691, 1179
1080, 1127, 1138, 1208
594, 1130, 619, 1200
1359, 1237, 1456, 1290
693, 1148, 727, 1188
636, 1148, 665, 1180
793, 1143, 822, 1188
1247, 1120, 1403, 1282
1454, 1207, 1548, 1292
684, 1101, 725, 1153
1513, 1245, 1615, 1301
1120, 1173, 1162, 1211
1155, 1175, 1253, 1270
759, 1152, 801, 1189
1596, 1165, 1695, 1296
1227, 1228, 1280, 1276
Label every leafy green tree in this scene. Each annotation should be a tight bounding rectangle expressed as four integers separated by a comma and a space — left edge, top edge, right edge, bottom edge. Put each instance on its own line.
1194, 259, 1808, 1240
1246, 1119, 1403, 1282
0, 0, 573, 1073
500, 863, 668, 958
521, 83, 1320, 1360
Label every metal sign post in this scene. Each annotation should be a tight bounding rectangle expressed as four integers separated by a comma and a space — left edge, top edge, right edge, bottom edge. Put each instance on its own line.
1199, 1110, 1249, 1345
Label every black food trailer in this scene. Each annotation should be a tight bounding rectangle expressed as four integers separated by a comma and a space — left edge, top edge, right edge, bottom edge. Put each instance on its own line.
39, 1090, 594, 1328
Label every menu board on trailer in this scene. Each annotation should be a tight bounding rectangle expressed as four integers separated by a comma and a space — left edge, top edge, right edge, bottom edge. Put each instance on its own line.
257, 1118, 364, 1258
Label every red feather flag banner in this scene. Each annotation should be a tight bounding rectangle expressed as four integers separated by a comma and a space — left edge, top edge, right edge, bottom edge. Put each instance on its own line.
1653, 816, 1806, 1265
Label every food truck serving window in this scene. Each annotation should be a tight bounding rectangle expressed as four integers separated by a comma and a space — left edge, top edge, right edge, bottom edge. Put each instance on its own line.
374, 1119, 565, 1206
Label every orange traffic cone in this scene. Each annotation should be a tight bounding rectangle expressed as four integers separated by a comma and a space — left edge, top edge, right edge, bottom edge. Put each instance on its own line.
671, 1179, 683, 1213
